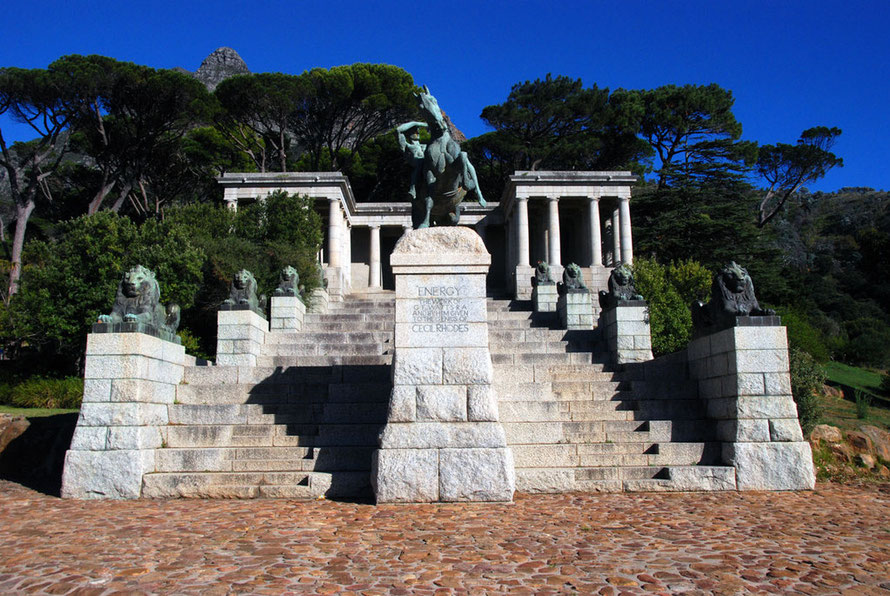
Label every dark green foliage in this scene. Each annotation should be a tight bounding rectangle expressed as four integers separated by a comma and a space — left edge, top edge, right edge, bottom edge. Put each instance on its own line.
466, 74, 649, 199
214, 64, 417, 176
774, 307, 831, 362
789, 348, 824, 435
10, 377, 83, 409
631, 258, 711, 356
163, 192, 322, 357
880, 373, 890, 395
612, 84, 757, 188
756, 127, 843, 227
771, 188, 890, 367
9, 211, 203, 369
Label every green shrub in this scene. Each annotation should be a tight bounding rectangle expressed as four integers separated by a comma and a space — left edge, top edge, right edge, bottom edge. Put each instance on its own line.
0, 382, 12, 405
10, 377, 83, 409
854, 389, 872, 420
775, 307, 831, 362
632, 257, 711, 356
178, 327, 211, 361
789, 348, 824, 435
881, 373, 890, 395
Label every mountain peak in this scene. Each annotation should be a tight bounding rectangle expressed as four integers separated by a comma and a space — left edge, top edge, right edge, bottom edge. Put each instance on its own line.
193, 47, 250, 91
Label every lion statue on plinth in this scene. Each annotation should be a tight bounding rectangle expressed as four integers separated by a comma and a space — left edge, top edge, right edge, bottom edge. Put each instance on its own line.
273, 265, 303, 298
557, 263, 588, 295
98, 265, 180, 333
692, 262, 775, 331
598, 263, 644, 309
223, 269, 265, 315
531, 261, 554, 287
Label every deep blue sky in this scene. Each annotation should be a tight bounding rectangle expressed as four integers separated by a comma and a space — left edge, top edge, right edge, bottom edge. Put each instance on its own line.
2, 0, 887, 192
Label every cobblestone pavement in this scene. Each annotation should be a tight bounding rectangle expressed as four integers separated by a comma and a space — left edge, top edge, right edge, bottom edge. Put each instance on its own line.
0, 480, 888, 595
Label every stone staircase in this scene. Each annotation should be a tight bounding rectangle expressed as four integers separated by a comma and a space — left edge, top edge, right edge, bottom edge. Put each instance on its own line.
143, 292, 734, 499
141, 293, 396, 499
488, 298, 736, 492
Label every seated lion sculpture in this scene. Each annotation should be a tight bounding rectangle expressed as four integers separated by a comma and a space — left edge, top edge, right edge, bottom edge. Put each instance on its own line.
532, 261, 554, 287
598, 264, 644, 309
557, 263, 588, 295
98, 265, 180, 334
223, 269, 265, 315
273, 265, 303, 298
692, 262, 775, 332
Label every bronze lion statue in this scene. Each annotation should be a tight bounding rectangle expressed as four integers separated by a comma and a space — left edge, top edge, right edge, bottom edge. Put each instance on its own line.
273, 265, 302, 298
223, 269, 265, 315
692, 262, 775, 331
557, 263, 587, 295
532, 261, 554, 287
98, 265, 180, 334
598, 264, 643, 309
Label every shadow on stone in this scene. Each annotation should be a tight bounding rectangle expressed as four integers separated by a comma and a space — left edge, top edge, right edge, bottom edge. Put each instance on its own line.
246, 364, 390, 502
0, 413, 78, 497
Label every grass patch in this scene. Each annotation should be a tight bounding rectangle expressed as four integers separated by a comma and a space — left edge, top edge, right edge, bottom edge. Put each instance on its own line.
0, 405, 79, 418
818, 390, 890, 432
823, 361, 885, 396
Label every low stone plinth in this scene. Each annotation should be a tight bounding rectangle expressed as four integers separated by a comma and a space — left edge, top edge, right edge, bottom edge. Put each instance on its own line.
557, 290, 594, 330
324, 266, 347, 302
372, 227, 515, 503
513, 265, 535, 301
687, 323, 815, 490
307, 287, 329, 314
532, 282, 557, 313
600, 301, 653, 365
216, 308, 267, 367
62, 332, 185, 499
270, 295, 305, 333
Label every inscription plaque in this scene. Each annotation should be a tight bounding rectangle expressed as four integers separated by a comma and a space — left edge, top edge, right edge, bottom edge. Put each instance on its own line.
412, 286, 469, 333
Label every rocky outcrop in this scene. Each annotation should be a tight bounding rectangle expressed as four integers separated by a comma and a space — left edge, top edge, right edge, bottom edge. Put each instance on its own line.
0, 414, 29, 453
188, 47, 250, 91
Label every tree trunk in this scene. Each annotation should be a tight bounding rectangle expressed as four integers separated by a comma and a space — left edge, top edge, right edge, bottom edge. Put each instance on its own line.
8, 198, 36, 297
110, 182, 134, 213
87, 179, 116, 215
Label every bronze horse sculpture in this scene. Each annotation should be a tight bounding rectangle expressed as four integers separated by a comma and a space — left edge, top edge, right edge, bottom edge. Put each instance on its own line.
396, 86, 486, 228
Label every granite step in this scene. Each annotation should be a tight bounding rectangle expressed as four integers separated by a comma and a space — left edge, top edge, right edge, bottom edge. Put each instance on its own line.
168, 403, 387, 426
176, 381, 391, 405
256, 355, 392, 367
154, 445, 374, 473
510, 442, 721, 468
263, 343, 391, 357
141, 470, 371, 499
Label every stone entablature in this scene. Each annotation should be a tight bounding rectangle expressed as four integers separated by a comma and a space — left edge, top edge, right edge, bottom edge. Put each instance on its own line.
218, 170, 635, 303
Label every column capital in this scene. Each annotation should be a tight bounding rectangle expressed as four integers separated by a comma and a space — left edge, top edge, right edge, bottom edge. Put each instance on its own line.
547, 195, 560, 203
369, 223, 381, 230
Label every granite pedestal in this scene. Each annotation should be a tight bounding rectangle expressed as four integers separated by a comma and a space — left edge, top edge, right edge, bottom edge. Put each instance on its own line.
372, 227, 515, 503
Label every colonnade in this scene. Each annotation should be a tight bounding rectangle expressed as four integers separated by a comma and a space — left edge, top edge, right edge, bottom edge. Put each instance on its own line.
512, 195, 634, 267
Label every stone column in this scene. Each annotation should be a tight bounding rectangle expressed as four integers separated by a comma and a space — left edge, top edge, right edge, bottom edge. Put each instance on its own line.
687, 323, 815, 490
619, 196, 634, 265
588, 196, 602, 267
547, 196, 561, 269
513, 198, 534, 300
327, 198, 342, 269
369, 225, 382, 289
62, 332, 185, 499
325, 198, 345, 301
611, 207, 621, 266
517, 198, 530, 268
372, 227, 515, 503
